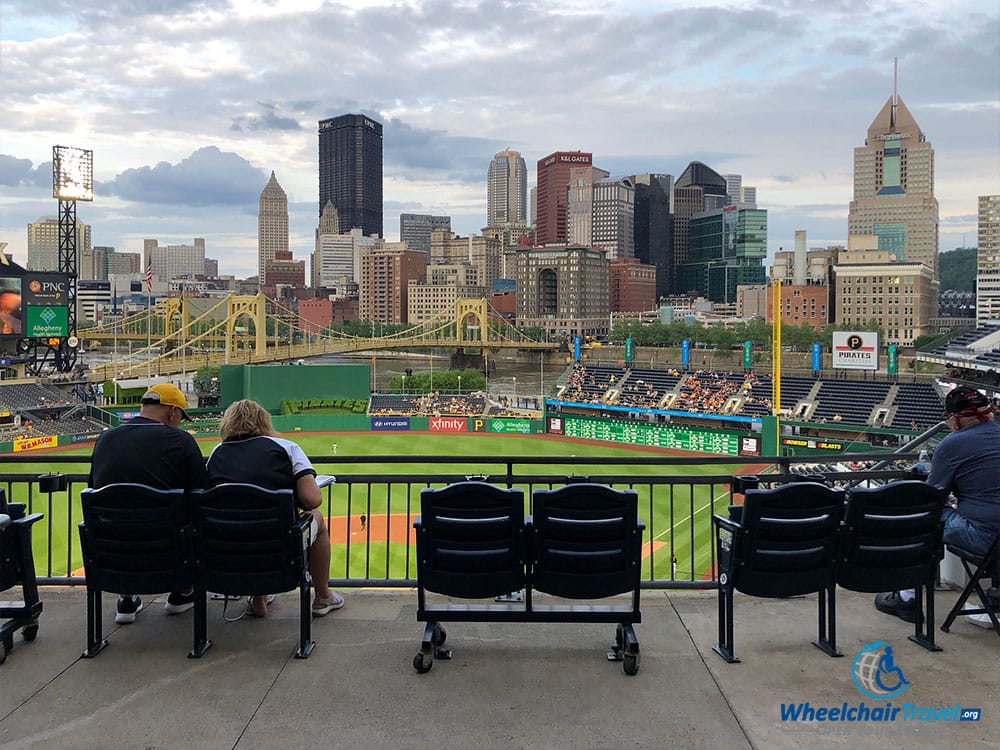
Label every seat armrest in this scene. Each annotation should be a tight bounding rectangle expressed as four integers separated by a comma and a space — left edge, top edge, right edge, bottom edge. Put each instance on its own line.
12, 512, 44, 529
413, 515, 422, 529
713, 514, 741, 534
0, 514, 10, 532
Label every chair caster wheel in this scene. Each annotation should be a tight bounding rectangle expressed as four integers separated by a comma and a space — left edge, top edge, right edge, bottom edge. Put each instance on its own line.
413, 652, 433, 673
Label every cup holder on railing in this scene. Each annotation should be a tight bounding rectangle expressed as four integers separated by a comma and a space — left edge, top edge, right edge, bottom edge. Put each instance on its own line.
38, 473, 68, 493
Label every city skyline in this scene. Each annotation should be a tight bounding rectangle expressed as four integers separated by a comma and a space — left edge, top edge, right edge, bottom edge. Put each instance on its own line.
0, 1, 996, 279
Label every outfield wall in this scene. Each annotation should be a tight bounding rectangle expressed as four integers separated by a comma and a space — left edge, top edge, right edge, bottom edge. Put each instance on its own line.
219, 363, 371, 410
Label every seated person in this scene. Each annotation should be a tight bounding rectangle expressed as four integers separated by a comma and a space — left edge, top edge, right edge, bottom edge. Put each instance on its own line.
875, 386, 1000, 622
206, 399, 343, 617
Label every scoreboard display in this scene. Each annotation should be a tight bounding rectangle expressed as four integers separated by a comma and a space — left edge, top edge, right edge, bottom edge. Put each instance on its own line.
548, 414, 742, 456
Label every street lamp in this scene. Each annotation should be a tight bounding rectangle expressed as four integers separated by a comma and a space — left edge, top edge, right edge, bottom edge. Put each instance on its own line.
401, 374, 406, 395
457, 375, 462, 395
512, 376, 517, 406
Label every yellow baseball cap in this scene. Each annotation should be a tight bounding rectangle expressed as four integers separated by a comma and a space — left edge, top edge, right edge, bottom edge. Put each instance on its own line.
140, 383, 190, 420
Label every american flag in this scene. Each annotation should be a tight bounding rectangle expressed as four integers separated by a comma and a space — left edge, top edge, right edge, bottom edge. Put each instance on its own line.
145, 264, 153, 292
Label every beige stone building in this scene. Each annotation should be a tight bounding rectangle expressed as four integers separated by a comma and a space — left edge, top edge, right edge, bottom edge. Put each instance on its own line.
428, 230, 502, 289
408, 264, 489, 324
513, 244, 609, 340
832, 244, 937, 346
848, 91, 939, 280
977, 194, 1000, 323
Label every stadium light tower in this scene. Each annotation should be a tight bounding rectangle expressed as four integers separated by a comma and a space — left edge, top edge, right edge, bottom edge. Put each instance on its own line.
52, 145, 93, 372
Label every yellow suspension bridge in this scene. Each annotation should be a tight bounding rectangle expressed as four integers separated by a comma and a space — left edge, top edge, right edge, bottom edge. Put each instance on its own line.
81, 295, 555, 381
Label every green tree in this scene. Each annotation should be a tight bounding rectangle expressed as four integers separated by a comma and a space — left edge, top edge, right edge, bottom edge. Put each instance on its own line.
938, 247, 977, 292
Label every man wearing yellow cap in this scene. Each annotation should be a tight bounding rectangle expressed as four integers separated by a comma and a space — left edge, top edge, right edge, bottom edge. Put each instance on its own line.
89, 382, 209, 624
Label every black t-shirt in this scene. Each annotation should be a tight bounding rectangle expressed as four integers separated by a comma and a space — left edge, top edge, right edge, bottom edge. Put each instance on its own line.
89, 416, 209, 490
206, 435, 315, 504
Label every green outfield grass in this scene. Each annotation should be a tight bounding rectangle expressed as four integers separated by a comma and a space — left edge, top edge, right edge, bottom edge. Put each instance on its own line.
16, 432, 743, 583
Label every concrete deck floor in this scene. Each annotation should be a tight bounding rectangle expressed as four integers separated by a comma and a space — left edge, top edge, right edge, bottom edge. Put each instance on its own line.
0, 587, 997, 750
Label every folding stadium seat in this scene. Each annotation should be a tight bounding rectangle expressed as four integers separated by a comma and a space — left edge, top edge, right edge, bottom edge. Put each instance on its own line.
940, 534, 1000, 638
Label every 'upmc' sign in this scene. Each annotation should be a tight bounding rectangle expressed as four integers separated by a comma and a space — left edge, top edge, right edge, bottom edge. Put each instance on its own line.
832, 331, 879, 371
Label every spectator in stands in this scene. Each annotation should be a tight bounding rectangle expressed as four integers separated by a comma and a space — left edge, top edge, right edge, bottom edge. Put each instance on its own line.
205, 399, 343, 618
875, 386, 1000, 622
89, 382, 208, 624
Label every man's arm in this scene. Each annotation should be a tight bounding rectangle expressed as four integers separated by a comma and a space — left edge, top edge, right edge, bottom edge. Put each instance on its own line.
184, 436, 210, 489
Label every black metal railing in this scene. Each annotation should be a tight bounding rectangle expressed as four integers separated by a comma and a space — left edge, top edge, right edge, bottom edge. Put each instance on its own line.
1, 452, 923, 590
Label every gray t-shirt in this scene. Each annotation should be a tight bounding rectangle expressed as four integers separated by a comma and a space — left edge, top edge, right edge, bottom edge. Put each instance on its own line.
928, 419, 1000, 530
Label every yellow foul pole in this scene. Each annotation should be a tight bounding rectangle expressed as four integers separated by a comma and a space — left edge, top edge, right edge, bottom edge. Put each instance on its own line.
772, 279, 781, 418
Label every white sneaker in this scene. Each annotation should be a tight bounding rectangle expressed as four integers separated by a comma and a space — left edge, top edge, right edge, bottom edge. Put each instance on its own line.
965, 612, 997, 629
495, 590, 524, 602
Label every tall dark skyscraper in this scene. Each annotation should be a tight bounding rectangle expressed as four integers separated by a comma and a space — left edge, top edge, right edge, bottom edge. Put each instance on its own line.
631, 173, 673, 301
318, 113, 383, 238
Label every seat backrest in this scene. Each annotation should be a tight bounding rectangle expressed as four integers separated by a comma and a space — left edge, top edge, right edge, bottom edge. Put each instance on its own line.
728, 482, 844, 598
530, 483, 641, 599
191, 484, 305, 596
416, 481, 526, 599
79, 483, 191, 595
838, 480, 947, 593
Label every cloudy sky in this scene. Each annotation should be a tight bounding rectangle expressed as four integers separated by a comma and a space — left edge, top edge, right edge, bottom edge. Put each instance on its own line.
1, 0, 997, 279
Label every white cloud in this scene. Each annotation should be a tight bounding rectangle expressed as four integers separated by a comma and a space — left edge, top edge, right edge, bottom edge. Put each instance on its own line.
0, 0, 996, 278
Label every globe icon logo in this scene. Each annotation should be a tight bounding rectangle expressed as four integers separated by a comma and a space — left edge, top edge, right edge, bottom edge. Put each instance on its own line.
852, 641, 910, 700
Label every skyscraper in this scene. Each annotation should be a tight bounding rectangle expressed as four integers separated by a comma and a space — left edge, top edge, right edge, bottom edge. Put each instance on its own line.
977, 194, 1000, 323
27, 216, 91, 271
318, 113, 383, 238
487, 149, 527, 225
591, 177, 635, 260
536, 151, 592, 245
258, 171, 288, 285
631, 173, 673, 301
848, 83, 939, 278
400, 213, 451, 252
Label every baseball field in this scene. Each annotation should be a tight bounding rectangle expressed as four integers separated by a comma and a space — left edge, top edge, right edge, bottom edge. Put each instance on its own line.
18, 431, 751, 583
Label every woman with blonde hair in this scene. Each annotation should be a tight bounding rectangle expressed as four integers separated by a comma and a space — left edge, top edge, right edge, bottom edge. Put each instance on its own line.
206, 399, 343, 617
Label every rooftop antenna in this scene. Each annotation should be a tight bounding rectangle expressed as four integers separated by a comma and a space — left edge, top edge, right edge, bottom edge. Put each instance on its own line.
890, 57, 898, 130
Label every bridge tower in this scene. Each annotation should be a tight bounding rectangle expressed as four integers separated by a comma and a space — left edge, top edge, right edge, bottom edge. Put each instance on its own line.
225, 294, 267, 362
456, 298, 487, 345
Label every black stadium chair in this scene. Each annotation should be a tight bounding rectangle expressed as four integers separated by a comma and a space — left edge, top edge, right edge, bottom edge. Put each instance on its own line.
838, 481, 948, 651
713, 482, 845, 663
531, 483, 644, 674
0, 489, 44, 666
413, 481, 526, 672
79, 484, 192, 657
190, 484, 314, 659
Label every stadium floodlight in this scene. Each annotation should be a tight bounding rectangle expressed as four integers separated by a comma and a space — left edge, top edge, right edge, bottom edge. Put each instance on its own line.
52, 145, 94, 201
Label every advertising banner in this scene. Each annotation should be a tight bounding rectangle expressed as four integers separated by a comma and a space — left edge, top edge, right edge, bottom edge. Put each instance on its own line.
370, 417, 410, 431
428, 416, 467, 433
887, 344, 897, 374
489, 418, 531, 434
625, 337, 634, 363
681, 339, 690, 366
812, 342, 822, 371
14, 435, 58, 452
25, 305, 68, 337
743, 341, 752, 369
832, 331, 879, 371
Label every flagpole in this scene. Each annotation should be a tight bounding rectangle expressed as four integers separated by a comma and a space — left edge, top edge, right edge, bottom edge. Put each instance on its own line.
146, 264, 152, 380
